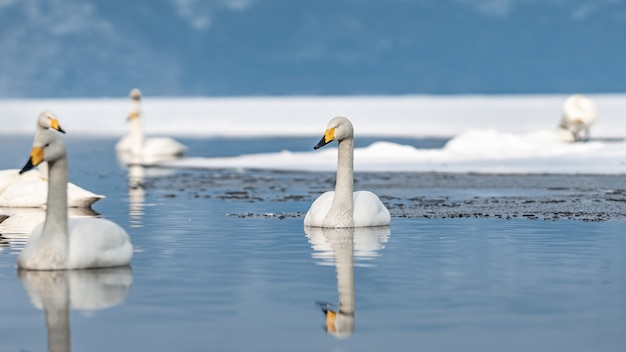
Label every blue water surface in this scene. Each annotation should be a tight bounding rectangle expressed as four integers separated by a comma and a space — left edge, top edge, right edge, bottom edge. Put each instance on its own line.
0, 136, 625, 352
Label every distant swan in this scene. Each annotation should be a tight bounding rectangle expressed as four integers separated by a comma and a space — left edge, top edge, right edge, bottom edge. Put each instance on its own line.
304, 116, 390, 228
559, 94, 598, 141
115, 88, 187, 164
17, 130, 133, 270
0, 110, 104, 208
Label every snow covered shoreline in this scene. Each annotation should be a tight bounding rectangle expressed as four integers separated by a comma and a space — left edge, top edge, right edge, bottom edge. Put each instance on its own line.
1, 94, 625, 138
3, 94, 626, 174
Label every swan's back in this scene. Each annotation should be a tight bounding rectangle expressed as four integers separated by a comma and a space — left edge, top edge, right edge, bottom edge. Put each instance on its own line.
304, 191, 335, 227
67, 217, 133, 269
352, 191, 391, 227
116, 135, 187, 157
0, 177, 104, 208
304, 191, 391, 227
115, 135, 132, 153
143, 137, 187, 157
0, 169, 39, 195
561, 94, 598, 133
18, 217, 132, 270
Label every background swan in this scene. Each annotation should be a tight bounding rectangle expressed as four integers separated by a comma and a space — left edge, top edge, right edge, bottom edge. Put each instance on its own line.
116, 88, 187, 164
559, 94, 598, 141
304, 116, 390, 228
17, 130, 133, 270
0, 110, 104, 208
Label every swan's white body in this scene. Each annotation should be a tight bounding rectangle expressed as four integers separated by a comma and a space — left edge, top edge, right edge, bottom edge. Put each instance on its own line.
0, 170, 104, 208
115, 88, 187, 163
19, 217, 133, 270
17, 130, 133, 270
304, 116, 390, 228
305, 191, 390, 228
559, 94, 598, 141
0, 111, 104, 208
116, 135, 187, 157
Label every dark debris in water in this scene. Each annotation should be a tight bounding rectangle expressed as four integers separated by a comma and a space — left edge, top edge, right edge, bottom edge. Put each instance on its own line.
139, 169, 626, 221
225, 212, 305, 220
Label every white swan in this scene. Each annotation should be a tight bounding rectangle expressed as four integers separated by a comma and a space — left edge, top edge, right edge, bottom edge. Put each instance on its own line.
17, 130, 133, 270
559, 94, 598, 141
115, 88, 187, 164
304, 116, 391, 228
0, 110, 104, 208
0, 110, 61, 194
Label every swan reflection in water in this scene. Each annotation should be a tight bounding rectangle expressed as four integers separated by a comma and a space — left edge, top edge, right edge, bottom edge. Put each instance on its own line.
0, 207, 100, 251
124, 163, 177, 228
18, 267, 133, 352
128, 164, 145, 228
305, 226, 391, 338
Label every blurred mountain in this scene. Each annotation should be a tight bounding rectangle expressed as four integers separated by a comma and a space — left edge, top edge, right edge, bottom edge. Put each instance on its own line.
0, 0, 624, 97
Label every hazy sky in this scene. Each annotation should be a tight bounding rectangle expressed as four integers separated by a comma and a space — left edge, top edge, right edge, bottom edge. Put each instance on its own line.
0, 0, 624, 97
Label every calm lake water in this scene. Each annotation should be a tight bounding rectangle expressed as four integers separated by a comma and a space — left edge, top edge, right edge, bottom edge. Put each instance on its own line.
0, 135, 625, 352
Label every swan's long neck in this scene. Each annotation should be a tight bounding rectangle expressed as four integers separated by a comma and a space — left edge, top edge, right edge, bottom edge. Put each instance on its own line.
325, 137, 354, 227
41, 157, 69, 250
130, 100, 144, 155
35, 124, 46, 135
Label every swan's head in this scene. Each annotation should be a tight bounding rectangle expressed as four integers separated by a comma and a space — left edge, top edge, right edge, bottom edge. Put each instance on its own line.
128, 89, 142, 121
314, 116, 354, 150
19, 130, 66, 174
130, 88, 142, 101
37, 110, 66, 133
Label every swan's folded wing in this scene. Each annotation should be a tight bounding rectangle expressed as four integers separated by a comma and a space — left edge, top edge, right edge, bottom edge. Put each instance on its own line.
353, 191, 391, 227
143, 137, 187, 157
304, 191, 335, 227
0, 179, 104, 208
0, 179, 47, 207
67, 217, 133, 269
66, 183, 105, 208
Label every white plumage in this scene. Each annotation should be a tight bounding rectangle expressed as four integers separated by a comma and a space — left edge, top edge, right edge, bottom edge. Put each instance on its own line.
116, 88, 187, 164
305, 190, 391, 228
0, 110, 104, 208
559, 94, 598, 141
304, 116, 390, 228
17, 130, 132, 270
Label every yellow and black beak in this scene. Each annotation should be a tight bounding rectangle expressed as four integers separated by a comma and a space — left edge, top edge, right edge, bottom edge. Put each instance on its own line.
314, 127, 335, 150
19, 147, 44, 174
127, 111, 139, 121
50, 118, 66, 133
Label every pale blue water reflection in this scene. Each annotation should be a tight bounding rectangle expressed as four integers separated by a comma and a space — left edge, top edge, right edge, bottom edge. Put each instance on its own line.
0, 136, 625, 351
17, 268, 133, 352
2, 214, 626, 351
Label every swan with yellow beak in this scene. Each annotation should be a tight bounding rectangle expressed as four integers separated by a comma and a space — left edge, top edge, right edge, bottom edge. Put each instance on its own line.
0, 111, 104, 208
